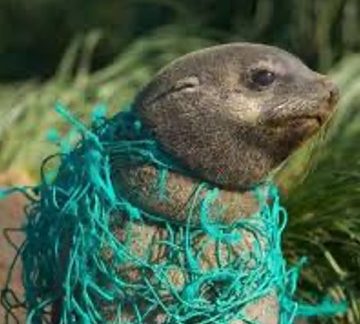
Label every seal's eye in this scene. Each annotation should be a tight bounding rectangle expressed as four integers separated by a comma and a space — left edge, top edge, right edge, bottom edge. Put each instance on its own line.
250, 69, 276, 88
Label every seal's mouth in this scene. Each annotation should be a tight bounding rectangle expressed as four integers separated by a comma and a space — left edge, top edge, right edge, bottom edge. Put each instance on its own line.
267, 111, 330, 130
290, 110, 330, 127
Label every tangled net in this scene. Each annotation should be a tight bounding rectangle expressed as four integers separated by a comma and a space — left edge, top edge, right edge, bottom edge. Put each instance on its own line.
1, 103, 346, 323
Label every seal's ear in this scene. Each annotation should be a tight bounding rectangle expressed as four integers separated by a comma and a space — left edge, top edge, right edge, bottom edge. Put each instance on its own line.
138, 76, 200, 107
172, 76, 199, 93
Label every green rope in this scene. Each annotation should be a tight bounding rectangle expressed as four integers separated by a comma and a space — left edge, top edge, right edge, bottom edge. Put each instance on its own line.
0, 103, 346, 323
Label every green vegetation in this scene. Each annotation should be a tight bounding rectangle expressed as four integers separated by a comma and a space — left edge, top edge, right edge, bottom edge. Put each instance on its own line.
0, 0, 359, 322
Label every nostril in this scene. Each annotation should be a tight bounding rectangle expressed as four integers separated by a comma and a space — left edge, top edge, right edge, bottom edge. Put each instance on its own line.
328, 83, 339, 104
319, 77, 340, 105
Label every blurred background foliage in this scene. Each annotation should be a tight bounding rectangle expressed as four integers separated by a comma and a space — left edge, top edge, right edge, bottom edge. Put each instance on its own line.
0, 0, 360, 323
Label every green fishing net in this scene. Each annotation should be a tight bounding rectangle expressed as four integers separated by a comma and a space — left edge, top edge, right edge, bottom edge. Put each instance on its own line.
0, 103, 346, 323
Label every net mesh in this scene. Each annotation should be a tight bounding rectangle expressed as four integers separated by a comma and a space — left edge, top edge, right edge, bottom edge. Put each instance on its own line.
0, 103, 346, 323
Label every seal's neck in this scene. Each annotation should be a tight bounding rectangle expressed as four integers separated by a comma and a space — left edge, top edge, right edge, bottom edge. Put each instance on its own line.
110, 110, 271, 225
112, 164, 270, 226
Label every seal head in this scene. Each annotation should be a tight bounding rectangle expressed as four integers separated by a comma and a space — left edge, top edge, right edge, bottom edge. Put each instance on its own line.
134, 43, 339, 189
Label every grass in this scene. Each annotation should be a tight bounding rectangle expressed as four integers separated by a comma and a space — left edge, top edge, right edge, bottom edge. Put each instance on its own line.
279, 55, 360, 323
0, 26, 214, 177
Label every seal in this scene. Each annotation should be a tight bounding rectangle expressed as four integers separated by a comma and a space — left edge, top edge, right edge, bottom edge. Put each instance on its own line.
106, 43, 339, 324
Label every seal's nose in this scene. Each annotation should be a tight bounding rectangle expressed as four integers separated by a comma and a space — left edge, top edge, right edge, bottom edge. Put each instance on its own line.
319, 77, 340, 106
